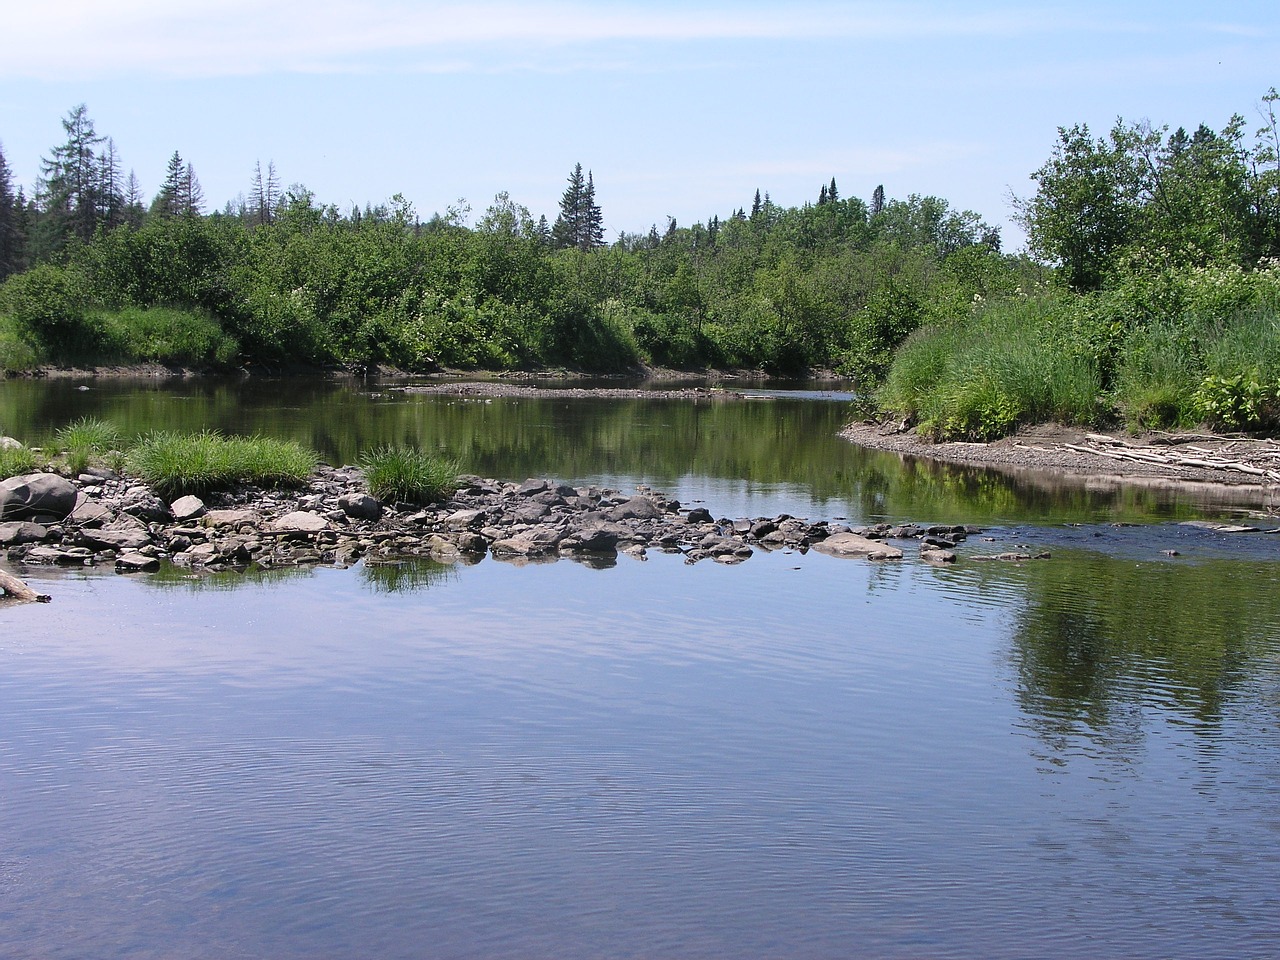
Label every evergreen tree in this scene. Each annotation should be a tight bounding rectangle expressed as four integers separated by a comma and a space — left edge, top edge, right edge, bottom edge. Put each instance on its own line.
122, 171, 145, 229
97, 138, 125, 228
828, 177, 839, 203
36, 103, 106, 256
182, 161, 204, 216
750, 189, 762, 219
871, 184, 885, 217
0, 142, 21, 280
250, 159, 280, 225
153, 150, 186, 218
551, 163, 604, 250
818, 184, 829, 205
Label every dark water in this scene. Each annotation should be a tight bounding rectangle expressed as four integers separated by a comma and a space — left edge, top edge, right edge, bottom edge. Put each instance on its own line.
2, 378, 1279, 959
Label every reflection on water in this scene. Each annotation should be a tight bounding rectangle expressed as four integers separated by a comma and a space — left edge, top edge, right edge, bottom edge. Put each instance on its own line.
2, 378, 1280, 959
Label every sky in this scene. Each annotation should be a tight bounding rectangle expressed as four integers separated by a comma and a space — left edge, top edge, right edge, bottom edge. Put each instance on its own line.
1, 0, 1277, 250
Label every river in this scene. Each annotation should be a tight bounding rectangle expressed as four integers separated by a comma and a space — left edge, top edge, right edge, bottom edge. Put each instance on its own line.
2, 376, 1278, 959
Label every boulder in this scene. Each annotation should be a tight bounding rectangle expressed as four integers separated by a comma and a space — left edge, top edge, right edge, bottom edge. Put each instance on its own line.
202, 509, 260, 529
812, 532, 903, 560
115, 551, 160, 573
0, 521, 48, 546
269, 511, 329, 534
0, 473, 78, 521
0, 436, 22, 450
607, 496, 665, 521
72, 527, 152, 551
170, 495, 207, 522
70, 499, 112, 527
338, 493, 382, 522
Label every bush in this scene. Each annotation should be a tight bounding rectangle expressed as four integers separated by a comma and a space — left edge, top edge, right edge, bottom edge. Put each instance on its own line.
0, 315, 40, 372
360, 445, 458, 504
95, 306, 239, 366
128, 431, 317, 498
55, 417, 121, 454
0, 263, 91, 352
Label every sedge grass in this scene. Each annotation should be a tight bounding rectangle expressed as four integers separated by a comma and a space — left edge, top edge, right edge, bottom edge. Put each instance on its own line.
128, 430, 317, 498
55, 417, 121, 454
360, 445, 458, 504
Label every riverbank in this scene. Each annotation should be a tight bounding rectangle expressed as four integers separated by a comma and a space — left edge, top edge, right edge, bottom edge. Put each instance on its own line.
842, 420, 1280, 493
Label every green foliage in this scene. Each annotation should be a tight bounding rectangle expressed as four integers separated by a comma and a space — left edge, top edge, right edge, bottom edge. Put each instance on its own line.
128, 430, 317, 498
94, 306, 238, 366
1192, 373, 1279, 431
0, 444, 39, 479
359, 445, 458, 504
0, 314, 40, 371
0, 262, 90, 350
879, 296, 1102, 440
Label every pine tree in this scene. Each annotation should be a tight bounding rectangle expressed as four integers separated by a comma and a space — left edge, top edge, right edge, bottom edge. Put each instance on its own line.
250, 160, 279, 225
818, 184, 829, 205
182, 162, 204, 216
750, 189, 762, 220
828, 177, 839, 203
36, 103, 106, 255
871, 184, 885, 217
551, 163, 604, 250
0, 142, 21, 280
153, 151, 186, 218
97, 138, 125, 228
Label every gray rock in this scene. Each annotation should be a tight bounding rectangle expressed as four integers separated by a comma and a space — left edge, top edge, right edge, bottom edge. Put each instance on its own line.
73, 527, 152, 551
0, 473, 78, 521
202, 509, 260, 528
685, 507, 714, 524
170, 495, 207, 522
115, 551, 160, 573
270, 511, 329, 534
444, 508, 487, 529
920, 546, 957, 564
812, 532, 904, 560
70, 499, 112, 526
608, 496, 664, 521
338, 492, 382, 521
123, 495, 171, 524
0, 521, 48, 546
0, 436, 22, 450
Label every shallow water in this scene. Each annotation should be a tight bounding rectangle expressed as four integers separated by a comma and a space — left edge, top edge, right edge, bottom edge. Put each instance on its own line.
2, 378, 1279, 959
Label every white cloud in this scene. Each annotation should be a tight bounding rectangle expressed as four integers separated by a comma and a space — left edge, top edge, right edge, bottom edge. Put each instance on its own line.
1, 1, 1161, 80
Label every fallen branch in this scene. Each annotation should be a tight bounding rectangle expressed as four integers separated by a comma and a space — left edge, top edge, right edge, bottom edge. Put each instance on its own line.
0, 568, 51, 603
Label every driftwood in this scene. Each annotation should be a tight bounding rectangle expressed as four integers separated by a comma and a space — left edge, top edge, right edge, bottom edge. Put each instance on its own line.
0, 568, 50, 603
1064, 441, 1280, 483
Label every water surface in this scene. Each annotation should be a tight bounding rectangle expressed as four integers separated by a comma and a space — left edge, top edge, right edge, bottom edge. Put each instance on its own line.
2, 377, 1278, 959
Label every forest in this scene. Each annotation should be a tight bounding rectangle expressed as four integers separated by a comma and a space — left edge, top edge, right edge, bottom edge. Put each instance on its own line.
3, 91, 1280, 439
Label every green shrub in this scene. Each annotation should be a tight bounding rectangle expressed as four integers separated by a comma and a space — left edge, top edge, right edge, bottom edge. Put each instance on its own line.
128, 430, 316, 498
1112, 321, 1201, 430
0, 315, 41, 372
360, 445, 458, 504
95, 306, 239, 366
0, 263, 91, 352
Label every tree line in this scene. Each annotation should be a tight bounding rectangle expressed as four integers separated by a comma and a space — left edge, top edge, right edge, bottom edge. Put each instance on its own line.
0, 103, 1023, 378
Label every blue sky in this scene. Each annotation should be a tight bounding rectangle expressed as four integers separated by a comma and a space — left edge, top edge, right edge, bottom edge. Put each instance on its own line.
1, 1, 1277, 249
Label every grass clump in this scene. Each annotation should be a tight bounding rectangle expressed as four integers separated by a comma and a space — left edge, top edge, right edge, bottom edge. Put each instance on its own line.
360, 445, 458, 504
128, 430, 317, 498
55, 416, 121, 454
0, 444, 40, 480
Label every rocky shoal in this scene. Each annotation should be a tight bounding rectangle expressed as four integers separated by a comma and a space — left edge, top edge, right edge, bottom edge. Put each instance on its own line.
0, 466, 1021, 580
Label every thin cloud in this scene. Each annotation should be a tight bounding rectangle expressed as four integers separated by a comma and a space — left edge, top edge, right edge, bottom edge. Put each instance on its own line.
2, 1, 1182, 80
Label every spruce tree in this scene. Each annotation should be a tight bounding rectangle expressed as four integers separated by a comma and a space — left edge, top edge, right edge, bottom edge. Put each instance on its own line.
750, 189, 762, 219
583, 171, 604, 249
871, 184, 885, 217
0, 142, 20, 280
36, 103, 106, 256
828, 177, 839, 203
153, 151, 186, 218
551, 162, 586, 249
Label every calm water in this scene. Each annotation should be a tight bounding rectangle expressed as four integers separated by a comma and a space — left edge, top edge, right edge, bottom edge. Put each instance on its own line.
2, 377, 1279, 959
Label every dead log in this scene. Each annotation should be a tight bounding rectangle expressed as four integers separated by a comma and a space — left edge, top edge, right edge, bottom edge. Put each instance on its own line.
0, 568, 50, 603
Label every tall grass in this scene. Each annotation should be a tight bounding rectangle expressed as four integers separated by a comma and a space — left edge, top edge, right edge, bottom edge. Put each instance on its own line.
0, 315, 40, 372
878, 297, 1101, 440
55, 416, 121, 454
128, 430, 317, 498
360, 445, 458, 504
0, 444, 40, 480
94, 306, 239, 366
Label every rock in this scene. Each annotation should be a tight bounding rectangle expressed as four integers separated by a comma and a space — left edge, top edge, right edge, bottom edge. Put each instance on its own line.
0, 473, 79, 521
516, 478, 549, 496
202, 509, 259, 529
70, 499, 112, 526
684, 507, 713, 524
0, 521, 48, 546
607, 496, 664, 521
122, 495, 171, 524
73, 527, 152, 551
0, 436, 22, 450
115, 551, 160, 573
492, 525, 566, 557
444, 508, 487, 529
1179, 521, 1260, 534
22, 544, 92, 565
269, 511, 329, 534
920, 546, 957, 564
812, 532, 904, 560
338, 492, 382, 521
170, 495, 207, 522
